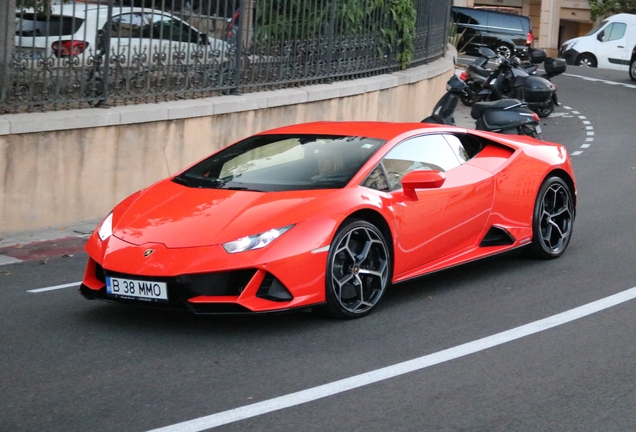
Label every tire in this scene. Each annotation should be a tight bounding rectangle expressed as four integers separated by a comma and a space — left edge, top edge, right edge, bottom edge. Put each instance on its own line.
322, 219, 391, 319
533, 99, 554, 118
526, 177, 575, 259
460, 92, 474, 106
495, 44, 513, 59
576, 53, 597, 68
629, 58, 636, 82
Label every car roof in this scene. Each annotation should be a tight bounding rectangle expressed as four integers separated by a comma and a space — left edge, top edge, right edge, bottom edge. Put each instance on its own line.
29, 3, 171, 16
257, 121, 446, 141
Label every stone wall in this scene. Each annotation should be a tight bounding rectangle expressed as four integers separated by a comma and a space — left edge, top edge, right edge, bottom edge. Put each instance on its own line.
0, 49, 455, 233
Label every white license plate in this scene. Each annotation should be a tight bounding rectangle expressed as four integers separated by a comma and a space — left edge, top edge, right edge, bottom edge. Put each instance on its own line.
536, 125, 542, 134
106, 276, 168, 302
16, 48, 45, 60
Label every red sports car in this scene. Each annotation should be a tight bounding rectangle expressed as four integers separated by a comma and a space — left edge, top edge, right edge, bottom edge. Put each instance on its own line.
80, 122, 576, 318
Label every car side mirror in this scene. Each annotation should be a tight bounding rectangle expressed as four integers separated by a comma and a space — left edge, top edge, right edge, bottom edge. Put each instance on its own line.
597, 31, 604, 42
402, 170, 446, 200
199, 32, 210, 45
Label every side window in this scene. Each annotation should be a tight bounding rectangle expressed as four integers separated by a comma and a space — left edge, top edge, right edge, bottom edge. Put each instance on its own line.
443, 134, 484, 162
152, 15, 199, 43
495, 15, 523, 32
110, 13, 151, 39
381, 134, 461, 190
607, 22, 626, 41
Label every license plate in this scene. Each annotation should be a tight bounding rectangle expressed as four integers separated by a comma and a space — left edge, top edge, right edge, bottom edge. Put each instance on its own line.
536, 125, 542, 134
16, 48, 45, 60
106, 276, 168, 302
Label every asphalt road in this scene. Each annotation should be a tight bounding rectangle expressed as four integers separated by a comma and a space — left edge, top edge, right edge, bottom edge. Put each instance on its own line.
2, 64, 636, 432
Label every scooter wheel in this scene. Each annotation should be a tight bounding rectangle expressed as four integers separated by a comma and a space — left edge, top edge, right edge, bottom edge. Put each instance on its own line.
533, 100, 554, 118
460, 94, 474, 106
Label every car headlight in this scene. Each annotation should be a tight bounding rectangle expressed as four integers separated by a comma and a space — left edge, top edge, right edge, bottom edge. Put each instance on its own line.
97, 212, 113, 241
565, 40, 577, 51
223, 225, 294, 254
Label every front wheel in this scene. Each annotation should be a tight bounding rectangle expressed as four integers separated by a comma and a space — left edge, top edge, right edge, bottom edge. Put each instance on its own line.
576, 53, 597, 68
322, 219, 391, 319
629, 59, 636, 81
526, 177, 575, 259
533, 99, 554, 118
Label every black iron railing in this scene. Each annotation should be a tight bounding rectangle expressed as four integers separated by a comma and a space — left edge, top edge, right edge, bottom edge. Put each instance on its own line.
0, 0, 450, 114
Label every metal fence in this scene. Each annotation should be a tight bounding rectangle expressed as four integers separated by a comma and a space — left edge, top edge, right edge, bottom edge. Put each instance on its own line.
0, 0, 451, 114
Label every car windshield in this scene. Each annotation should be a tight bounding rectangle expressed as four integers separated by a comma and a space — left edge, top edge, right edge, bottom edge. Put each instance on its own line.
173, 134, 386, 191
585, 20, 607, 36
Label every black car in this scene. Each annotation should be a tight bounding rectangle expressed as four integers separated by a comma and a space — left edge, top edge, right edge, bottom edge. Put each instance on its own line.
452, 7, 533, 59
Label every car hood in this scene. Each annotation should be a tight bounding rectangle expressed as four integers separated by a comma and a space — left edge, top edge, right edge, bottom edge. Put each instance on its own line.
113, 179, 333, 248
562, 37, 580, 48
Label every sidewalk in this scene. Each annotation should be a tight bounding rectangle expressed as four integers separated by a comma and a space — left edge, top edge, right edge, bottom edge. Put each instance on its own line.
0, 219, 100, 265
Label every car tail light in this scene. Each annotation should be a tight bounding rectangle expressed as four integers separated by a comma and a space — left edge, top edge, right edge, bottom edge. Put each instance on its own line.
526, 32, 533, 45
459, 71, 468, 81
532, 112, 540, 122
51, 40, 89, 57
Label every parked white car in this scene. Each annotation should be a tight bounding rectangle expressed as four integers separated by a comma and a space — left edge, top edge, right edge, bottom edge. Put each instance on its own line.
560, 13, 636, 70
14, 2, 230, 68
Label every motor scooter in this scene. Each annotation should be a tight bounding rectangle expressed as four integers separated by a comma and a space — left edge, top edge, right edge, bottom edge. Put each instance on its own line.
461, 47, 566, 117
422, 75, 542, 139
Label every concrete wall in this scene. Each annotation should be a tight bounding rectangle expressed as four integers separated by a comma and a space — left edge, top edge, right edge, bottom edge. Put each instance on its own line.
0, 50, 455, 234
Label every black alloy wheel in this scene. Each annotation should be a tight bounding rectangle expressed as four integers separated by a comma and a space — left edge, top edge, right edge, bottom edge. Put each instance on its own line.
322, 219, 391, 319
629, 59, 636, 81
526, 176, 575, 259
495, 44, 513, 59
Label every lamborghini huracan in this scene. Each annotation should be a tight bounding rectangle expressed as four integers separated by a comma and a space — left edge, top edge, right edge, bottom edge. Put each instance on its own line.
80, 122, 576, 318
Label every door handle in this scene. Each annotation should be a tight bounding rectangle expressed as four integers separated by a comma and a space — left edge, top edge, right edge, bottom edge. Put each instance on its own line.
618, 45, 624, 48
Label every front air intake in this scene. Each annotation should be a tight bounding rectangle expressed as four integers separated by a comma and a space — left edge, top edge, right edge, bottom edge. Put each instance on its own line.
256, 274, 293, 302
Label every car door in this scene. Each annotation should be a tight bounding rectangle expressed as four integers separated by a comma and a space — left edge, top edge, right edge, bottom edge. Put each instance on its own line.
596, 21, 630, 69
378, 134, 495, 278
108, 12, 154, 67
148, 13, 202, 66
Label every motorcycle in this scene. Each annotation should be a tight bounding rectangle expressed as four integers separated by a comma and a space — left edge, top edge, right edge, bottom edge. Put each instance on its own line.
422, 75, 542, 139
461, 47, 567, 118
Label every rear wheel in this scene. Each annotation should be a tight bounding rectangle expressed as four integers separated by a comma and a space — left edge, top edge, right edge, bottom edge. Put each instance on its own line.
526, 177, 574, 259
495, 44, 513, 59
576, 53, 597, 67
322, 219, 391, 319
629, 58, 636, 81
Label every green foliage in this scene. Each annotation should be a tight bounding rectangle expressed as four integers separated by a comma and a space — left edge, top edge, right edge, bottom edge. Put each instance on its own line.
255, 0, 417, 70
448, 20, 474, 55
588, 0, 636, 20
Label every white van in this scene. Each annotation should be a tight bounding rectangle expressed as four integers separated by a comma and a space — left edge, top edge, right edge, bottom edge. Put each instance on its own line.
560, 13, 636, 70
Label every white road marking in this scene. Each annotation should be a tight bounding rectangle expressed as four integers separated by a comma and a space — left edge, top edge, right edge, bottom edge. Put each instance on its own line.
585, 126, 594, 130
146, 286, 636, 432
582, 120, 591, 124
564, 73, 636, 90
0, 255, 22, 266
581, 144, 591, 149
571, 151, 584, 156
587, 131, 595, 136
27, 281, 82, 293
586, 137, 594, 142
